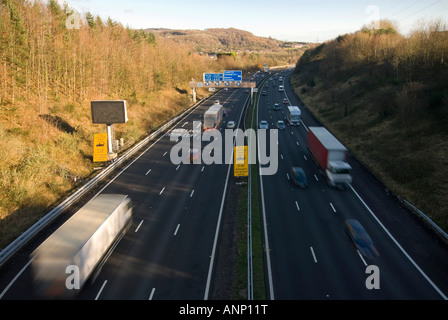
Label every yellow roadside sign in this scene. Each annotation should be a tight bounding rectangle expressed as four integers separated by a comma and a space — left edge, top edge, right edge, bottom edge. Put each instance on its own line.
93, 133, 108, 162
234, 146, 248, 177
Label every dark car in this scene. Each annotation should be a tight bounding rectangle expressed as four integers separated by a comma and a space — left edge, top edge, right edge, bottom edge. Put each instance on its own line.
290, 167, 308, 188
344, 219, 379, 259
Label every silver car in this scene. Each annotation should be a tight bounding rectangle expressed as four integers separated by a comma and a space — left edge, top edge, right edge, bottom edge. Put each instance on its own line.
259, 121, 269, 129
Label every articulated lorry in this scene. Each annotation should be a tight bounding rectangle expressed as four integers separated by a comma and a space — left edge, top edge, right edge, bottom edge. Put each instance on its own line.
30, 194, 133, 299
307, 127, 352, 187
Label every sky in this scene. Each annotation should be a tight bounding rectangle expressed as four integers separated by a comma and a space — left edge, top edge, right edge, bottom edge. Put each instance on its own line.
63, 0, 448, 42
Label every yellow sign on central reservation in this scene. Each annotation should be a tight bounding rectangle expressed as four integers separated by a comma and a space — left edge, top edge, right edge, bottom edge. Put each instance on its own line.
234, 146, 248, 177
93, 133, 108, 162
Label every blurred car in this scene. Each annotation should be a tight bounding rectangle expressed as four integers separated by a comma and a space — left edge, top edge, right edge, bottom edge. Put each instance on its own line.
344, 219, 379, 259
277, 120, 286, 129
259, 120, 269, 129
273, 103, 280, 111
226, 121, 235, 129
290, 167, 308, 188
189, 148, 200, 163
262, 91, 267, 96
283, 98, 289, 104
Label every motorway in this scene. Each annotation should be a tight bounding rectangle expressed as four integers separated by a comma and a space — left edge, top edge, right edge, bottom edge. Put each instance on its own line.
257, 70, 448, 299
1, 69, 448, 301
0, 77, 259, 300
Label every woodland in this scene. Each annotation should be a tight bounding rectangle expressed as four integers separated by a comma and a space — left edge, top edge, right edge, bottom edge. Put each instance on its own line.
0, 0, 300, 248
293, 19, 448, 231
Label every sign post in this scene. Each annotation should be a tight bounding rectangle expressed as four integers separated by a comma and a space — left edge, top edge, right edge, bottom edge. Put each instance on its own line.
91, 100, 128, 162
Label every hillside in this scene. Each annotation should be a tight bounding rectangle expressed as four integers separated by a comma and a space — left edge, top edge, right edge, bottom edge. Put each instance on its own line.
291, 20, 448, 231
146, 27, 284, 52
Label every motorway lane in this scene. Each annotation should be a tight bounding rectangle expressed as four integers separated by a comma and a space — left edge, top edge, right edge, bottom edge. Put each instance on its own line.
0, 86, 252, 300
258, 70, 446, 299
78, 88, 251, 300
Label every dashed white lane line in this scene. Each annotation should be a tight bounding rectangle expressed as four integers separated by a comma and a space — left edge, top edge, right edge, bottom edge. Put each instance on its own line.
135, 220, 144, 232
95, 280, 107, 300
330, 203, 337, 213
310, 247, 318, 263
174, 224, 180, 236
159, 187, 165, 195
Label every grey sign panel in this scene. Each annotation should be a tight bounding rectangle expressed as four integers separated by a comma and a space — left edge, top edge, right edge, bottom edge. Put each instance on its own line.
91, 100, 128, 124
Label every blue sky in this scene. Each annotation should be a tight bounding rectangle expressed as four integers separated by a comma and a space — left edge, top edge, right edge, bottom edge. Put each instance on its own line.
63, 0, 448, 42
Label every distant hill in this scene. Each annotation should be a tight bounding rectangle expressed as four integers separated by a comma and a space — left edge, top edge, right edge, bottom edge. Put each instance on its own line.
146, 27, 287, 52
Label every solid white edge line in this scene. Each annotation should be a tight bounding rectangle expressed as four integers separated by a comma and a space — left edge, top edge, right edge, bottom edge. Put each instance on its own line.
204, 91, 250, 300
257, 82, 275, 301
348, 183, 447, 300
357, 250, 368, 267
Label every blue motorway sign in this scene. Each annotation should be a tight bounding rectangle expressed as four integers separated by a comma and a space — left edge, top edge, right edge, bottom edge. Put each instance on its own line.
224, 70, 242, 82
203, 73, 223, 82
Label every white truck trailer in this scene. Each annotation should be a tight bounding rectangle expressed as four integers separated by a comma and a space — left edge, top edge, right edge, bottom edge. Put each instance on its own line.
287, 106, 301, 126
30, 194, 133, 299
203, 104, 223, 131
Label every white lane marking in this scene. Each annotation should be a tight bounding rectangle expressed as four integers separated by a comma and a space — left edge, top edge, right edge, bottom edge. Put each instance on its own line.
174, 224, 180, 236
95, 280, 107, 300
296, 141, 300, 146
135, 220, 144, 232
310, 247, 318, 263
145, 169, 152, 175
182, 121, 188, 127
357, 250, 368, 267
190, 190, 195, 198
314, 174, 319, 181
286, 173, 290, 180
281, 154, 284, 160
159, 187, 165, 195
330, 203, 336, 213
295, 201, 301, 212
176, 165, 180, 171
0, 259, 33, 299
201, 166, 205, 172
304, 155, 307, 160
163, 151, 167, 157
348, 184, 448, 300
148, 288, 156, 300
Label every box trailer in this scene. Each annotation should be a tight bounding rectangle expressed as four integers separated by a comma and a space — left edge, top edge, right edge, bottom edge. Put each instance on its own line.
307, 127, 352, 187
287, 106, 301, 126
30, 194, 133, 299
203, 104, 223, 131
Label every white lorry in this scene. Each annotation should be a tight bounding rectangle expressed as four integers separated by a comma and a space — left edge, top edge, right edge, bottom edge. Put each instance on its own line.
203, 103, 223, 131
30, 194, 133, 299
287, 106, 301, 126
